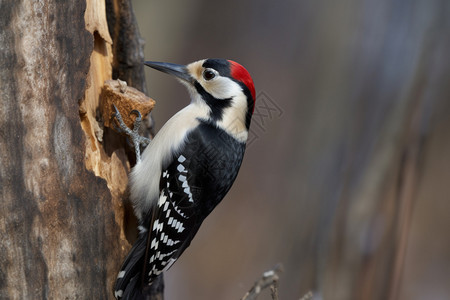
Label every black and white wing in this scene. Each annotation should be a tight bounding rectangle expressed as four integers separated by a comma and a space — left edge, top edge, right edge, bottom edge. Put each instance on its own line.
114, 123, 246, 299
141, 123, 246, 282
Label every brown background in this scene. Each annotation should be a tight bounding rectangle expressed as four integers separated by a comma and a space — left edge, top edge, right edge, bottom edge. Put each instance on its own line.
132, 1, 450, 300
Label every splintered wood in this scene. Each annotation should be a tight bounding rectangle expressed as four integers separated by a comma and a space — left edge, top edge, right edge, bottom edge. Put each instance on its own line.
101, 79, 155, 128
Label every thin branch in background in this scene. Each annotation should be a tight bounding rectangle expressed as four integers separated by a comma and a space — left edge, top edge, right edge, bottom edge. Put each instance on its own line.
270, 280, 279, 300
241, 264, 283, 300
299, 291, 313, 300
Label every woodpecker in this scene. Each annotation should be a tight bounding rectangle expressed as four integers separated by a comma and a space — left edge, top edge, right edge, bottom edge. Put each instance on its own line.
113, 58, 256, 299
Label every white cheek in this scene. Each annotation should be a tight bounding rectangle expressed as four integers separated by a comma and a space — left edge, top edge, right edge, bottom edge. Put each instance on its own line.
203, 77, 241, 99
207, 79, 250, 142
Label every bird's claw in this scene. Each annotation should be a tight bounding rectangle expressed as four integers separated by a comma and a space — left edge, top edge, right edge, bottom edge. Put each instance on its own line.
111, 105, 151, 162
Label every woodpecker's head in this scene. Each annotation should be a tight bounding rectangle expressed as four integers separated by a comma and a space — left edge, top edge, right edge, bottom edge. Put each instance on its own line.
145, 59, 255, 141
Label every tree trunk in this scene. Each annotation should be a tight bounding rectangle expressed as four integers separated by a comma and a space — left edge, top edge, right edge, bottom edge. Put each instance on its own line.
0, 0, 159, 298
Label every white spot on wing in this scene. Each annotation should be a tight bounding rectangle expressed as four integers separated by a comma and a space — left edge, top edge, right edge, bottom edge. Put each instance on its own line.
175, 220, 185, 233
158, 194, 167, 207
153, 219, 163, 232
177, 164, 185, 172
180, 178, 194, 203
178, 155, 186, 162
117, 271, 126, 279
163, 201, 169, 212
163, 258, 178, 272
173, 203, 188, 217
150, 238, 158, 249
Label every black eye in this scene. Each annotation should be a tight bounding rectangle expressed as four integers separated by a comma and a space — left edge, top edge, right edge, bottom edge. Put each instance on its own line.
203, 69, 216, 81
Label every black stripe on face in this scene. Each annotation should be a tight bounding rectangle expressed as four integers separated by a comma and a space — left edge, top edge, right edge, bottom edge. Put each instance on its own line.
194, 81, 232, 122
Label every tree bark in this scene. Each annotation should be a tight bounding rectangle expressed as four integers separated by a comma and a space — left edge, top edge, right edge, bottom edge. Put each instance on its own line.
0, 0, 157, 298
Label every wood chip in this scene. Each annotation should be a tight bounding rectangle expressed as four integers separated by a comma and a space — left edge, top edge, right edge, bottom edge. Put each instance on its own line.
101, 79, 155, 128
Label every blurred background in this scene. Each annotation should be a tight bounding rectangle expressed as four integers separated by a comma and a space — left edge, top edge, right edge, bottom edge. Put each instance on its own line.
131, 1, 450, 299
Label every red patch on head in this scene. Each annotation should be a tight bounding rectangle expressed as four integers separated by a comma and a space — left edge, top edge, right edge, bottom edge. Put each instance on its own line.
229, 60, 256, 106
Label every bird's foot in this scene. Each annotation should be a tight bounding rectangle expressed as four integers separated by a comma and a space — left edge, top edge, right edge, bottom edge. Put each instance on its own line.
111, 105, 151, 163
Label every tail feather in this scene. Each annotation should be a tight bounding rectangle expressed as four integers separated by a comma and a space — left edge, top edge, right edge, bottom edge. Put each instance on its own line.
114, 233, 147, 299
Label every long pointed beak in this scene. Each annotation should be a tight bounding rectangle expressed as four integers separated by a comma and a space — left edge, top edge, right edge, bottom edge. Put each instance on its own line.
144, 61, 193, 83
